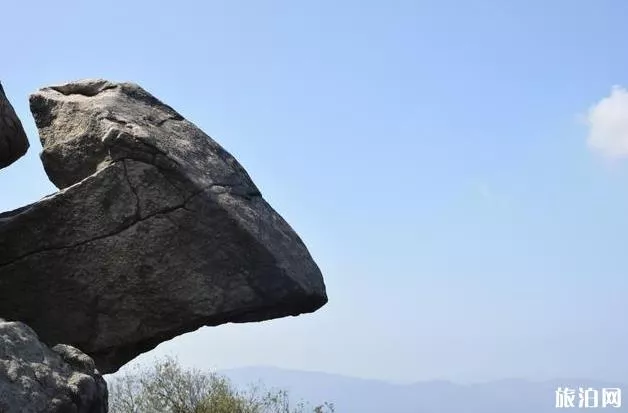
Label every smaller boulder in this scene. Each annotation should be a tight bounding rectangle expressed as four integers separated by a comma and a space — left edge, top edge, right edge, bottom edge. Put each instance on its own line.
0, 82, 29, 169
0, 319, 108, 413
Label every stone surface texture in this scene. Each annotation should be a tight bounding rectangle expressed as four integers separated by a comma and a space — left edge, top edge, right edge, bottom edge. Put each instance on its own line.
0, 79, 327, 374
0, 319, 108, 413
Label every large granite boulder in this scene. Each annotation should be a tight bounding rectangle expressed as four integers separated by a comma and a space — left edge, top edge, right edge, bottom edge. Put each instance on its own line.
0, 319, 108, 413
0, 79, 327, 374
0, 82, 29, 168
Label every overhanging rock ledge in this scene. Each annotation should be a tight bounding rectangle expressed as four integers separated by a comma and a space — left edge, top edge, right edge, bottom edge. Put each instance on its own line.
0, 79, 328, 374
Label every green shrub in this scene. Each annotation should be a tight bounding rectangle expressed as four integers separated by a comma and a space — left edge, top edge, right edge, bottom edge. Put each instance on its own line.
107, 356, 335, 413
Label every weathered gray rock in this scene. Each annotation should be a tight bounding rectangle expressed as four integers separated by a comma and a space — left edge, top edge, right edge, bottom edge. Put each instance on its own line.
0, 79, 327, 374
0, 319, 108, 413
0, 82, 29, 168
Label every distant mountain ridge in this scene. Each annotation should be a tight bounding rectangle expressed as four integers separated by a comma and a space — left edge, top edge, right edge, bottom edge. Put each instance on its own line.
220, 366, 628, 413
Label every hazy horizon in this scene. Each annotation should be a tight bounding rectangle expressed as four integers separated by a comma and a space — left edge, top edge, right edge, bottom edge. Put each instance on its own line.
3, 0, 628, 386
107, 364, 628, 412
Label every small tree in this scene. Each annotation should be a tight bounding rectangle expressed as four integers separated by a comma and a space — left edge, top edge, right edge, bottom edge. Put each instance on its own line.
107, 357, 335, 413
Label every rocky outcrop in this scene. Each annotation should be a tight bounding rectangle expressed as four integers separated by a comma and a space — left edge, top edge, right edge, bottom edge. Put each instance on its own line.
0, 82, 29, 168
0, 319, 108, 413
0, 79, 328, 374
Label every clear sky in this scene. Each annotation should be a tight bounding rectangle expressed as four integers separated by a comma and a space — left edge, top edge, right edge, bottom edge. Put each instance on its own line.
3, 0, 628, 384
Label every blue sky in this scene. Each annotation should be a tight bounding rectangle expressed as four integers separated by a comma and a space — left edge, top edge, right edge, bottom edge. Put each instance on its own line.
3, 0, 628, 384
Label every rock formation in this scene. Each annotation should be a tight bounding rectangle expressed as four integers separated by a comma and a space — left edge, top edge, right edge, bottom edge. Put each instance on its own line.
0, 82, 29, 168
0, 79, 328, 375
0, 319, 108, 413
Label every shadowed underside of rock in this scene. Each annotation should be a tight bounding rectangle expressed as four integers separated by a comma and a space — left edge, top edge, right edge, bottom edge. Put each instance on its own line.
0, 79, 327, 374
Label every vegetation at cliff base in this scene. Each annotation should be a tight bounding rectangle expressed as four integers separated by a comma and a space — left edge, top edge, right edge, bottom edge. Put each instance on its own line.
107, 357, 335, 413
